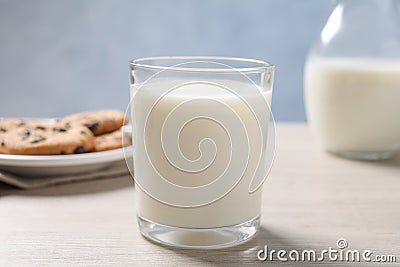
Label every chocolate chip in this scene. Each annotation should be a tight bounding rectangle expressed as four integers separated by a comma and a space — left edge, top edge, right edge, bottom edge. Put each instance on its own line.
53, 127, 67, 132
73, 146, 85, 154
31, 136, 46, 143
60, 150, 66, 155
0, 127, 7, 133
87, 122, 99, 132
20, 129, 31, 140
17, 121, 26, 127
1, 139, 5, 147
80, 130, 87, 135
35, 126, 46, 130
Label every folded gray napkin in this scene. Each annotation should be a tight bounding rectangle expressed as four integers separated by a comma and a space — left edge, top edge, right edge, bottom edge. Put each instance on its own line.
0, 161, 130, 189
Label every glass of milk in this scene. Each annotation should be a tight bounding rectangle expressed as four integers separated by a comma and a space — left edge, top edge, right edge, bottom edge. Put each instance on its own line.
304, 0, 400, 160
129, 56, 274, 248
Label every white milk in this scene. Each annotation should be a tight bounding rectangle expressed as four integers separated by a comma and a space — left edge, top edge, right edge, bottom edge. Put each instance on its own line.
131, 80, 272, 228
305, 58, 400, 154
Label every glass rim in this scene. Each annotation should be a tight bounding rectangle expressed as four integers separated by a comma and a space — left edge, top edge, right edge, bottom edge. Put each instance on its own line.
129, 56, 274, 73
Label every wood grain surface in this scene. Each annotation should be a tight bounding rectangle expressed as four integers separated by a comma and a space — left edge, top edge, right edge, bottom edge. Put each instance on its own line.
0, 124, 399, 266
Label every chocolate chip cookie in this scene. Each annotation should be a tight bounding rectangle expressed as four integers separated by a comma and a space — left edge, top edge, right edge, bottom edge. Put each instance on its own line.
0, 119, 52, 141
93, 128, 131, 152
0, 119, 48, 133
0, 121, 95, 155
61, 110, 125, 136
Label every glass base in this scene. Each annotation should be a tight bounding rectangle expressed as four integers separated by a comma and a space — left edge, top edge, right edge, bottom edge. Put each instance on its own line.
329, 150, 396, 161
137, 215, 260, 249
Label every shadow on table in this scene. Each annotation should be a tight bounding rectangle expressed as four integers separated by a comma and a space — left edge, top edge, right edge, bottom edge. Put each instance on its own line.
155, 226, 320, 266
0, 176, 133, 197
369, 153, 400, 169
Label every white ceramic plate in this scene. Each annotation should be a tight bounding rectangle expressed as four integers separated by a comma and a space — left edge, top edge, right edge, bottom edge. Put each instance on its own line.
0, 146, 133, 176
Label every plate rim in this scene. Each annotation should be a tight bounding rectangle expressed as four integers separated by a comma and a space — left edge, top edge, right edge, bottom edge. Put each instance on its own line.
0, 146, 133, 167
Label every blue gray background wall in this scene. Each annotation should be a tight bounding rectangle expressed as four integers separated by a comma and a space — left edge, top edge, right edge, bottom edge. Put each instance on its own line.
0, 0, 334, 121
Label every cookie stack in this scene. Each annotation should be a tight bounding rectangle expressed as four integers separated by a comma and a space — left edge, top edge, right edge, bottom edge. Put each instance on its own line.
0, 110, 131, 155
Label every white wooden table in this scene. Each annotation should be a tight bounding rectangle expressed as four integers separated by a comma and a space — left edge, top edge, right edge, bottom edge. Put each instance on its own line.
1, 124, 399, 266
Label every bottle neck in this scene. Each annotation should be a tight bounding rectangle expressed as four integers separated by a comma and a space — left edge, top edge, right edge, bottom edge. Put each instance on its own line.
339, 0, 397, 12
337, 0, 399, 24
309, 0, 400, 59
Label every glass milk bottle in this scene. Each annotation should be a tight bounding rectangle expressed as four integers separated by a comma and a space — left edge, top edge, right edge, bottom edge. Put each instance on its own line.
304, 0, 400, 160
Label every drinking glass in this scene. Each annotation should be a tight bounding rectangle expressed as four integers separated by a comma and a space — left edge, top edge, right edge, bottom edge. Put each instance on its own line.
129, 56, 274, 248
